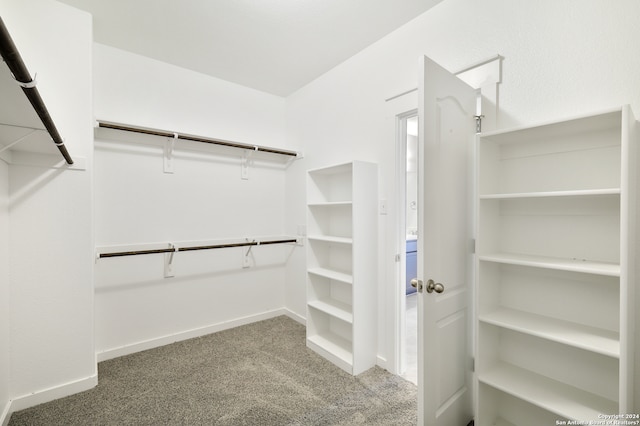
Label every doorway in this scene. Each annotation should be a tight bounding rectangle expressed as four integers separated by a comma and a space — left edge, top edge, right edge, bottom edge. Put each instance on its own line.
398, 112, 418, 385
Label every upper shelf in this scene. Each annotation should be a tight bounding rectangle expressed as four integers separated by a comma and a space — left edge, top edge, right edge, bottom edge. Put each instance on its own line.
0, 17, 73, 165
478, 253, 620, 277
478, 188, 621, 200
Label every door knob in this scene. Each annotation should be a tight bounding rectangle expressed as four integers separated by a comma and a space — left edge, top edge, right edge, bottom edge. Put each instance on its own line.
426, 279, 444, 294
410, 278, 423, 292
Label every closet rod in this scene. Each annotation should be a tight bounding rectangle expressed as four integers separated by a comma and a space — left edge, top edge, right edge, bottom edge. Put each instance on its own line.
0, 17, 74, 165
99, 238, 298, 259
97, 121, 299, 158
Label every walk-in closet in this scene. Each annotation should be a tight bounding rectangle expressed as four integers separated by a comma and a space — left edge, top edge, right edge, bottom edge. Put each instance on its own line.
2, 0, 640, 425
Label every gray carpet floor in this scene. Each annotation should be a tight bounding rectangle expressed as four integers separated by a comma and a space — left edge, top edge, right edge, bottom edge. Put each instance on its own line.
9, 316, 417, 425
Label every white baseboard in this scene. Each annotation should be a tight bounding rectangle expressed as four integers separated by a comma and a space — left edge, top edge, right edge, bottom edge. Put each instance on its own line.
1, 400, 10, 426
376, 355, 388, 371
4, 373, 98, 423
96, 308, 293, 362
283, 308, 306, 325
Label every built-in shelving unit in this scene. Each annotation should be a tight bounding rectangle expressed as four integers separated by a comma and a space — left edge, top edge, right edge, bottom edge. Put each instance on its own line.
475, 106, 637, 425
306, 161, 377, 375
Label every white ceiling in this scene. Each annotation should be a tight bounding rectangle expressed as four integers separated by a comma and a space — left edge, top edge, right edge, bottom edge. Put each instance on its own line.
56, 0, 443, 96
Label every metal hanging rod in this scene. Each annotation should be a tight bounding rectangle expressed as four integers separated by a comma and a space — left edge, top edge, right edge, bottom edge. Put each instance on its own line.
97, 120, 300, 158
99, 238, 298, 259
0, 17, 74, 165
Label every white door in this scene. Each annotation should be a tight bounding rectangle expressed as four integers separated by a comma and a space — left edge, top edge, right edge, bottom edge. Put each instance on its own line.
416, 56, 477, 425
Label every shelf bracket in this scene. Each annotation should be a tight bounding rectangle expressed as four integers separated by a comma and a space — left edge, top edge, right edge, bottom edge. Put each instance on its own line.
0, 129, 38, 155
164, 133, 177, 173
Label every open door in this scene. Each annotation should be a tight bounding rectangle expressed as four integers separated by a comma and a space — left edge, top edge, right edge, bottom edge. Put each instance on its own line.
415, 56, 477, 425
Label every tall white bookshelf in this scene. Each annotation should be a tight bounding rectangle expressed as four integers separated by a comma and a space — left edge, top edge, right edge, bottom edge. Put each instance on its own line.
474, 106, 638, 425
306, 161, 377, 375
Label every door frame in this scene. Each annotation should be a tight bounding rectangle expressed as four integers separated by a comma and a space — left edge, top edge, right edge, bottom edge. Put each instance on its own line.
394, 108, 418, 377
384, 88, 418, 377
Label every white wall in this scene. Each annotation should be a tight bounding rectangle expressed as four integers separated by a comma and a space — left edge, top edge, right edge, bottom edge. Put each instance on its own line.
92, 44, 297, 359
0, 160, 9, 421
284, 0, 640, 372
1, 0, 95, 414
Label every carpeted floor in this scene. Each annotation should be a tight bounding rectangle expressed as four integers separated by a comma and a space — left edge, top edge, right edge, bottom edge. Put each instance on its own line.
9, 316, 417, 425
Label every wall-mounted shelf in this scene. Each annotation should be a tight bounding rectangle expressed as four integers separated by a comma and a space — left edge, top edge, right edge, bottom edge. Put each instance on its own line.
0, 17, 73, 166
95, 120, 300, 176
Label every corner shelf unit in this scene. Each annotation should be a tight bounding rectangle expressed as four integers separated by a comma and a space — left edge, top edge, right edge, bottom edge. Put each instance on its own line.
306, 161, 377, 375
474, 106, 638, 425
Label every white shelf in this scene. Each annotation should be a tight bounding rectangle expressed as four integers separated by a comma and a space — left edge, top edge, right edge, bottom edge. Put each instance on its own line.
478, 253, 620, 277
306, 160, 377, 375
479, 188, 621, 200
479, 363, 618, 421
307, 267, 353, 284
0, 53, 74, 164
307, 235, 353, 245
307, 162, 354, 175
307, 333, 353, 367
479, 308, 619, 358
308, 201, 353, 207
308, 300, 353, 323
476, 106, 637, 423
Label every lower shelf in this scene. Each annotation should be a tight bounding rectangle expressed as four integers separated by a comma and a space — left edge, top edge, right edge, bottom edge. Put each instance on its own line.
478, 363, 618, 421
308, 300, 353, 323
307, 333, 353, 373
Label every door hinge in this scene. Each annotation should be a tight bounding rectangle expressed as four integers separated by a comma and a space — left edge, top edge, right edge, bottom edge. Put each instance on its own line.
471, 239, 476, 254
474, 115, 484, 133
471, 358, 475, 372
395, 254, 401, 262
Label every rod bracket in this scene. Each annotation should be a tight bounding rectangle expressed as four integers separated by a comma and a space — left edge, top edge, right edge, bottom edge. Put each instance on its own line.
241, 149, 256, 180
14, 73, 37, 89
164, 133, 177, 173
243, 239, 255, 268
164, 243, 177, 278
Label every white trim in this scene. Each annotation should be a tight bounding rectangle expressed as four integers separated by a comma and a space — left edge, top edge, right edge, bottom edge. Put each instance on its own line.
1, 400, 10, 426
283, 308, 306, 326
384, 54, 502, 103
383, 89, 419, 378
385, 88, 418, 103
96, 308, 292, 362
6, 373, 98, 418
376, 355, 388, 370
